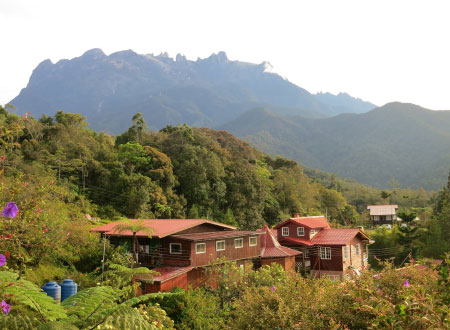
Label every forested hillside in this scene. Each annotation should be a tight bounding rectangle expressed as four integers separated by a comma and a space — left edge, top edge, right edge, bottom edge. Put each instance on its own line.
0, 105, 365, 230
222, 102, 450, 189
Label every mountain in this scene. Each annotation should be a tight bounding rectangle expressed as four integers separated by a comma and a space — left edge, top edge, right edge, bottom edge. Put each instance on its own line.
315, 92, 376, 115
10, 49, 374, 133
220, 102, 450, 189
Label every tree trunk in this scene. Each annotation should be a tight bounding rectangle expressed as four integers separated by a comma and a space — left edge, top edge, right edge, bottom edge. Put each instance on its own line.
132, 232, 137, 268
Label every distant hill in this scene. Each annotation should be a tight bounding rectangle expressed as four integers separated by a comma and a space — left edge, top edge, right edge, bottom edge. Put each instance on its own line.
10, 48, 374, 133
220, 102, 450, 189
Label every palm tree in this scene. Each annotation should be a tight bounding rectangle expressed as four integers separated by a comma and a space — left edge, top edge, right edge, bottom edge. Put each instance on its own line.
113, 219, 154, 267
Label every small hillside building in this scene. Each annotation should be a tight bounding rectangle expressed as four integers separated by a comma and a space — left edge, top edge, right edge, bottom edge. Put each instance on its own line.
367, 204, 398, 225
274, 214, 371, 280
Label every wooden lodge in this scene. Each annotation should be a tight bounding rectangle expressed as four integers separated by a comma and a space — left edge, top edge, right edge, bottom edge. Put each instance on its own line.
91, 219, 299, 293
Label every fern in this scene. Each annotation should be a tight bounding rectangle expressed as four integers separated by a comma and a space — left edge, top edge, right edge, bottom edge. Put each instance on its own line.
0, 270, 67, 321
61, 286, 119, 328
122, 291, 184, 308
0, 314, 39, 330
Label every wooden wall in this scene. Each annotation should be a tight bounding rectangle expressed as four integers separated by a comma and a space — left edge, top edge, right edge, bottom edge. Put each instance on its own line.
189, 235, 260, 267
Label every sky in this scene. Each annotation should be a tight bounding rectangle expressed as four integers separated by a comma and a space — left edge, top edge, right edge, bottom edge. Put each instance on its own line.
1, 0, 450, 109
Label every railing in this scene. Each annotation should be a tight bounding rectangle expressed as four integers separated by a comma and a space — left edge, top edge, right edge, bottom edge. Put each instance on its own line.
136, 247, 191, 267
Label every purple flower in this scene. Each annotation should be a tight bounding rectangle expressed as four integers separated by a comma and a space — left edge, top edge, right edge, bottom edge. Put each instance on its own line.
1, 300, 10, 315
1, 202, 18, 218
403, 280, 410, 287
271, 286, 276, 292
0, 254, 6, 266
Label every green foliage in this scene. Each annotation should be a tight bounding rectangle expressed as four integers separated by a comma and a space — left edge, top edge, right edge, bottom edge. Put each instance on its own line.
177, 288, 225, 330
0, 270, 67, 321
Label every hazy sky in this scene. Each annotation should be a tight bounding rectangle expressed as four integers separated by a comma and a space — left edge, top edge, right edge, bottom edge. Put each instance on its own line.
1, 0, 450, 109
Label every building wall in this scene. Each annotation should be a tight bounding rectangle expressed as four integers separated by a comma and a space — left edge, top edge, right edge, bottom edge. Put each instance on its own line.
307, 245, 344, 273
159, 238, 192, 267
190, 236, 260, 267
277, 221, 321, 240
348, 237, 365, 271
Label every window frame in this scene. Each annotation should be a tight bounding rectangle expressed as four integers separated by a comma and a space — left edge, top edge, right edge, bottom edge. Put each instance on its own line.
344, 246, 349, 259
169, 243, 182, 255
355, 243, 361, 256
282, 227, 289, 236
297, 227, 305, 236
195, 242, 206, 254
304, 248, 310, 259
320, 247, 331, 260
249, 236, 257, 246
234, 238, 244, 249
216, 240, 226, 251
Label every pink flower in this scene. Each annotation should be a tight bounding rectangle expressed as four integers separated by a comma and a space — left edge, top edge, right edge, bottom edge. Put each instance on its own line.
403, 280, 410, 287
1, 300, 10, 315
271, 286, 276, 292
0, 254, 6, 266
1, 202, 19, 218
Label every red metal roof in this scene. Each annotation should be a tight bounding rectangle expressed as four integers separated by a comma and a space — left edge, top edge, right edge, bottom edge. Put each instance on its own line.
90, 219, 236, 238
278, 236, 314, 247
274, 216, 331, 230
171, 230, 262, 241
134, 266, 194, 283
311, 229, 369, 245
260, 225, 301, 258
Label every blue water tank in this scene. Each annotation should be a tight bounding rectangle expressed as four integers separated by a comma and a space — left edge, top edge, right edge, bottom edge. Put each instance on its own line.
60, 279, 78, 302
41, 281, 61, 302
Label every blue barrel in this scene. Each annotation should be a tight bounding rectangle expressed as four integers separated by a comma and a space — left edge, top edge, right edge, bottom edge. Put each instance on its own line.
60, 279, 78, 302
41, 281, 61, 303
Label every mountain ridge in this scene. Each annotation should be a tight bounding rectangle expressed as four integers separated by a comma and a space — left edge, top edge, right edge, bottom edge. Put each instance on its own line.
10, 48, 376, 133
220, 102, 450, 189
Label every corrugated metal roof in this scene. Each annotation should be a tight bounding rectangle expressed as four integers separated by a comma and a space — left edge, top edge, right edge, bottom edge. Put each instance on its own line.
260, 225, 301, 257
312, 229, 369, 245
90, 219, 236, 238
278, 236, 314, 247
274, 216, 331, 229
170, 230, 262, 241
134, 266, 194, 283
367, 205, 398, 216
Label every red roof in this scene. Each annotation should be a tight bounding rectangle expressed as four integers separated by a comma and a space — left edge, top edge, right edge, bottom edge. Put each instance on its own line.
274, 216, 331, 230
90, 219, 236, 238
171, 230, 262, 241
134, 266, 193, 283
260, 225, 301, 258
278, 236, 314, 247
311, 229, 369, 245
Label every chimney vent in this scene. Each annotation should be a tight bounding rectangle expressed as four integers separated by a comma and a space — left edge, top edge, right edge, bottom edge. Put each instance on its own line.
293, 213, 300, 218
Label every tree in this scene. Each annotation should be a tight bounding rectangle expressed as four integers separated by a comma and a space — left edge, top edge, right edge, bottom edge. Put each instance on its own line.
397, 211, 420, 261
113, 219, 154, 267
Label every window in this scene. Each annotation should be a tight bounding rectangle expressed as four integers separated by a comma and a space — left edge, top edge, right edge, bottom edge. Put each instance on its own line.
310, 229, 318, 237
249, 236, 257, 246
216, 240, 225, 251
282, 227, 289, 236
355, 244, 360, 256
195, 243, 206, 254
320, 247, 331, 260
304, 248, 310, 259
386, 215, 392, 220
373, 215, 379, 221
235, 238, 243, 248
170, 243, 182, 254
297, 227, 305, 236
344, 246, 349, 259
